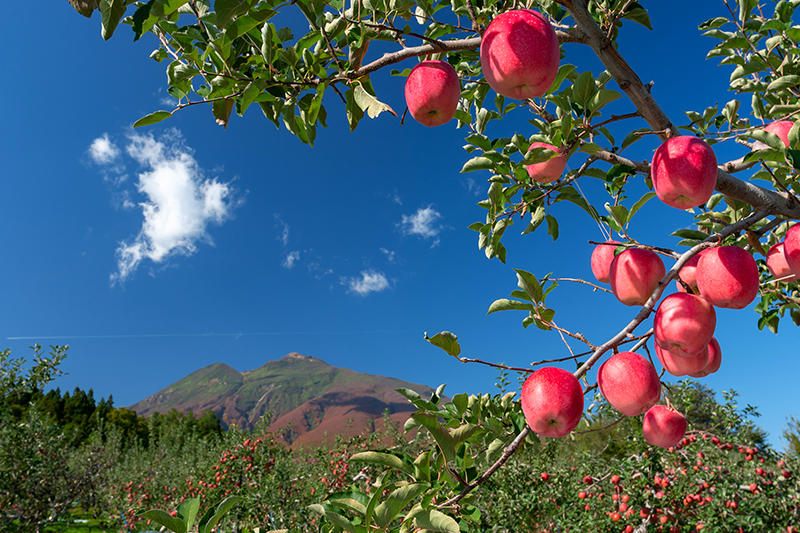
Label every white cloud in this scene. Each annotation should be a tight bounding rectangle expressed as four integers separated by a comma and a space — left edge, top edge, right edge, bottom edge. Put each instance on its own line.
282, 251, 300, 269
398, 206, 443, 239
88, 134, 121, 165
343, 270, 390, 296
109, 131, 238, 284
274, 214, 290, 246
380, 248, 396, 263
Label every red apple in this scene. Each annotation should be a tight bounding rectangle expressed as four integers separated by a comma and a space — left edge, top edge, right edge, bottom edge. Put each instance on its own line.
526, 142, 566, 183
689, 337, 722, 378
404, 60, 461, 127
784, 223, 800, 277
591, 240, 622, 283
675, 252, 704, 293
696, 246, 759, 309
764, 120, 794, 148
653, 292, 716, 357
643, 405, 688, 448
766, 243, 798, 282
651, 137, 718, 209
609, 248, 666, 306
521, 366, 584, 438
598, 352, 661, 416
480, 9, 560, 99
655, 343, 709, 377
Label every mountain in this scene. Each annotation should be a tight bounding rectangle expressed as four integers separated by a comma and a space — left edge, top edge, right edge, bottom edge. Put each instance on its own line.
128, 353, 436, 447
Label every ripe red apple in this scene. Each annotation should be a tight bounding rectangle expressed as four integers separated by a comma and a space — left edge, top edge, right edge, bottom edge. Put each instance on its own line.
591, 240, 622, 283
651, 137, 718, 209
696, 246, 759, 309
480, 9, 560, 99
526, 142, 566, 183
655, 344, 709, 377
689, 337, 722, 378
404, 60, 461, 127
766, 243, 798, 282
764, 120, 794, 148
598, 352, 661, 416
784, 223, 800, 277
520, 366, 584, 438
609, 248, 666, 306
643, 405, 688, 448
653, 292, 716, 357
675, 252, 704, 293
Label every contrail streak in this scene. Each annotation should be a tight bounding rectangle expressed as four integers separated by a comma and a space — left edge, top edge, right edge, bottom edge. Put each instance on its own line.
5, 330, 410, 341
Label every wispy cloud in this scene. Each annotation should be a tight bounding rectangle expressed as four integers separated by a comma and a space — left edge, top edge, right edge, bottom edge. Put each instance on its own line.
343, 269, 390, 296
88, 134, 121, 165
282, 251, 301, 269
89, 130, 240, 284
274, 213, 290, 246
464, 177, 483, 197
380, 248, 397, 263
398, 206, 443, 240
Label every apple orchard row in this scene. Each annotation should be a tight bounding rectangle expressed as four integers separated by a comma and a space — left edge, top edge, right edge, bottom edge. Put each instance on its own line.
404, 8, 800, 448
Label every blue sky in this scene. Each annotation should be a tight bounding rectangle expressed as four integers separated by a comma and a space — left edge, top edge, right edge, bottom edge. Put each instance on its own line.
2, 2, 798, 448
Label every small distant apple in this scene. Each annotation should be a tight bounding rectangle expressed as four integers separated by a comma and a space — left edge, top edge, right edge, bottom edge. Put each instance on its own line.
651, 137, 718, 209
643, 405, 688, 448
598, 352, 661, 416
480, 9, 560, 99
591, 240, 622, 284
766, 243, 798, 282
520, 366, 584, 438
653, 292, 716, 357
404, 60, 461, 127
784, 224, 800, 277
655, 344, 709, 377
526, 142, 566, 183
609, 248, 666, 306
696, 246, 760, 309
689, 337, 722, 378
764, 120, 795, 148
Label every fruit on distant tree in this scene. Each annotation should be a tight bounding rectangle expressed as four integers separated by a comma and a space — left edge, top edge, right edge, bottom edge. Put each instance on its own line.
696, 246, 760, 309
526, 142, 566, 183
651, 136, 718, 209
609, 248, 666, 306
404, 60, 461, 127
643, 405, 688, 448
653, 292, 716, 357
597, 352, 661, 416
676, 252, 703, 293
480, 9, 560, 99
766, 243, 798, 282
784, 224, 800, 277
688, 337, 722, 378
591, 240, 622, 283
764, 120, 794, 148
520, 366, 584, 438
655, 343, 709, 377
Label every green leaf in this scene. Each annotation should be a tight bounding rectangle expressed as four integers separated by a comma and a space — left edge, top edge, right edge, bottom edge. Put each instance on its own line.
622, 3, 652, 30
545, 64, 576, 95
750, 129, 785, 150
99, 0, 127, 40
198, 496, 243, 533
131, 1, 155, 41
424, 331, 461, 357
572, 71, 596, 109
461, 157, 496, 173
767, 75, 800, 92
605, 203, 629, 228
374, 483, 430, 528
671, 229, 709, 240
412, 412, 456, 464
521, 204, 546, 235
413, 509, 460, 533
215, 0, 255, 29
349, 451, 415, 476
176, 498, 200, 533
546, 214, 559, 241
353, 83, 397, 119
515, 269, 543, 302
628, 192, 656, 221
136, 510, 186, 533
309, 504, 356, 532
328, 493, 369, 515
486, 299, 535, 315
133, 110, 173, 128
151, 0, 190, 17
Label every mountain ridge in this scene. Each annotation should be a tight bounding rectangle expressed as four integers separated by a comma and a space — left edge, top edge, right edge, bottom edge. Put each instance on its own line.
128, 353, 435, 447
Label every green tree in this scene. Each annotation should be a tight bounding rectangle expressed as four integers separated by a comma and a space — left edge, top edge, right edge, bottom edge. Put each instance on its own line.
71, 0, 800, 530
784, 415, 800, 459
